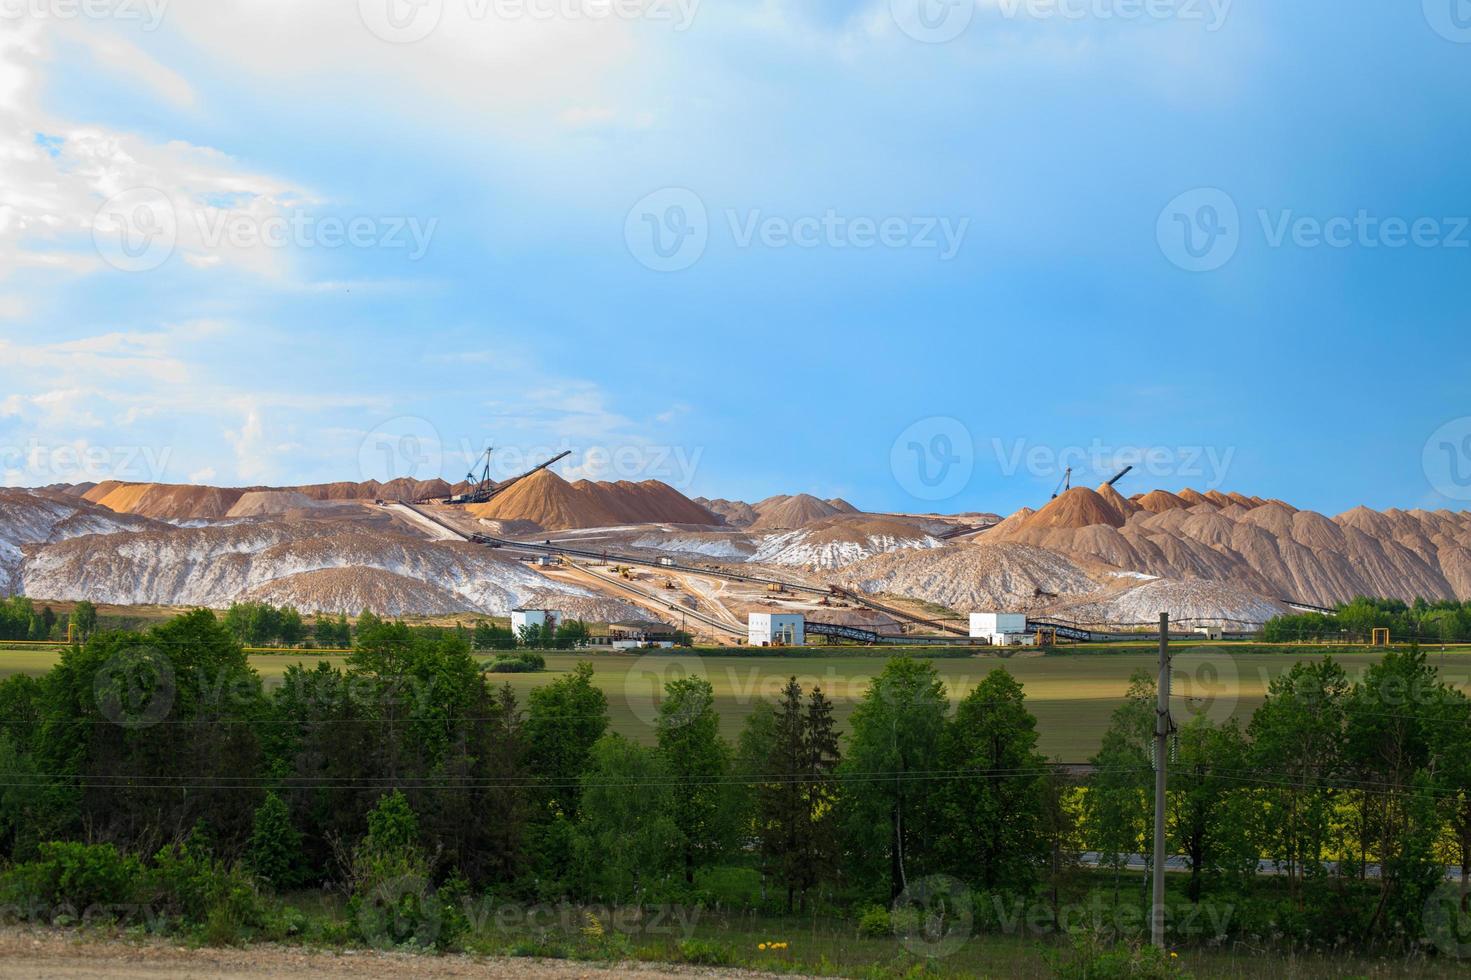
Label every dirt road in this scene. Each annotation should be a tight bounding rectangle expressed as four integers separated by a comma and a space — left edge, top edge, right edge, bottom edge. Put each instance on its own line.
0, 930, 801, 980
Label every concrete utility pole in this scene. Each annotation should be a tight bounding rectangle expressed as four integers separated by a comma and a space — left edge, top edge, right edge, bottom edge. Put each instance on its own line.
1151, 611, 1171, 949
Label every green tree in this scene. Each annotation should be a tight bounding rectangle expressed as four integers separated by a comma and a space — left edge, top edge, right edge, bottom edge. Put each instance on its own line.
523, 661, 609, 820
753, 678, 843, 912
1084, 669, 1155, 902
70, 600, 98, 640
247, 791, 305, 889
1343, 647, 1446, 941
1431, 686, 1471, 910
1169, 716, 1255, 903
938, 668, 1049, 895
1247, 658, 1348, 904
554, 619, 590, 649
574, 734, 680, 901
278, 606, 305, 645
840, 656, 949, 900
34, 609, 265, 855
656, 675, 736, 884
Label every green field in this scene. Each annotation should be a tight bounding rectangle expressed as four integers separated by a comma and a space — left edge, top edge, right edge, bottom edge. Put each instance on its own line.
9, 642, 1471, 759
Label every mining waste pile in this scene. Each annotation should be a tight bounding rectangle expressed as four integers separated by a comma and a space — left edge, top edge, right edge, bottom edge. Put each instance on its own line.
2, 472, 1469, 626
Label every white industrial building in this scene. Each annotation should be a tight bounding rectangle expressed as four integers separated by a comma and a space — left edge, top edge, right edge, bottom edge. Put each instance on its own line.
511, 608, 560, 633
749, 612, 805, 647
969, 612, 1033, 646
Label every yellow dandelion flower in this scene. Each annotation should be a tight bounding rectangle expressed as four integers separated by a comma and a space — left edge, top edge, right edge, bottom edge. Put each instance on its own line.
758, 943, 767, 950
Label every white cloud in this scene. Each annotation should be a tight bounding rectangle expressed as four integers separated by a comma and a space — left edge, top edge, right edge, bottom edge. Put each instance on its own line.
73, 32, 198, 109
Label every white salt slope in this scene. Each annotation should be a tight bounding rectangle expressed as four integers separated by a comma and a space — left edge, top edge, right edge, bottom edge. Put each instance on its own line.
20, 520, 639, 616
0, 489, 162, 591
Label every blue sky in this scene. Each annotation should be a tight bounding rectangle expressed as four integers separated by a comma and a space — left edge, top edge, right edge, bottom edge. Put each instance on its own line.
2, 1, 1469, 517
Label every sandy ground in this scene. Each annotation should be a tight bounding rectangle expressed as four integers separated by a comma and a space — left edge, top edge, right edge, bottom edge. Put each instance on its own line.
0, 929, 803, 980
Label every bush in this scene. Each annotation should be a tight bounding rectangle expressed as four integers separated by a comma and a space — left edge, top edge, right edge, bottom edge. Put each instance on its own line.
346, 791, 465, 951
147, 835, 267, 940
0, 841, 143, 919
676, 938, 737, 966
1049, 930, 1191, 980
487, 652, 546, 673
246, 792, 305, 890
857, 905, 891, 939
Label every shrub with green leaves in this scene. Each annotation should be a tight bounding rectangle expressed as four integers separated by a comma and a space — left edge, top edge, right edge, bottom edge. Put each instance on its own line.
0, 841, 143, 918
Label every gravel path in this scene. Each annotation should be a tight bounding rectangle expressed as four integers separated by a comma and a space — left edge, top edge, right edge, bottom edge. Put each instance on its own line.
0, 930, 805, 980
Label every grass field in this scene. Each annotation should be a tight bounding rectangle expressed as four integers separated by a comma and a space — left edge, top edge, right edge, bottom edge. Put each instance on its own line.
8, 642, 1471, 759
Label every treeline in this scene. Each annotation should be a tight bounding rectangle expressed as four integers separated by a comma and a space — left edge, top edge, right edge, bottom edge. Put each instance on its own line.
1262, 596, 1471, 643
0, 598, 96, 642
472, 618, 591, 651
1088, 653, 1471, 945
218, 602, 592, 651
0, 611, 1468, 956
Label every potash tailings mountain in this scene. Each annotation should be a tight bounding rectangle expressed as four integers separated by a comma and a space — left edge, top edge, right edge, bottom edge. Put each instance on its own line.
2, 470, 1469, 627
